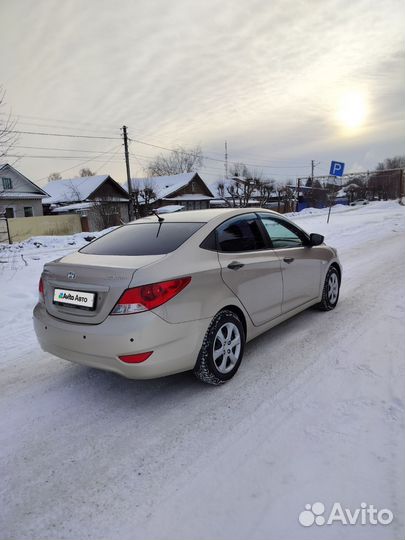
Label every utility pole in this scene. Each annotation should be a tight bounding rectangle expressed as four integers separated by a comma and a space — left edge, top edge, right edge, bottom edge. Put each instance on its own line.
122, 125, 134, 220
224, 141, 228, 180
311, 159, 322, 187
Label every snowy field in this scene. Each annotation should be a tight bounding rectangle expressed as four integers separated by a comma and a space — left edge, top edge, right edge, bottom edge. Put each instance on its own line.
0, 202, 404, 540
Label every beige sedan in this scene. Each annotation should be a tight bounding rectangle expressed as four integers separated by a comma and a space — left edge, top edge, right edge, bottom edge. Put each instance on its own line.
33, 208, 342, 385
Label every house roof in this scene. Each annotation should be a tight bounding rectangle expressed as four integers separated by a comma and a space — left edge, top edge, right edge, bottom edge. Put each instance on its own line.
42, 175, 128, 204
51, 202, 94, 213
0, 163, 49, 197
156, 205, 185, 214
130, 172, 214, 200
0, 192, 45, 200
162, 194, 213, 201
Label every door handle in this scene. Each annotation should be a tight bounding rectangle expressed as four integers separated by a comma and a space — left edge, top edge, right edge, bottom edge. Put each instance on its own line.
227, 261, 244, 270
283, 257, 295, 264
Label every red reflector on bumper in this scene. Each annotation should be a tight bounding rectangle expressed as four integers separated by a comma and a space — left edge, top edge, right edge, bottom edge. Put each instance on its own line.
118, 352, 153, 364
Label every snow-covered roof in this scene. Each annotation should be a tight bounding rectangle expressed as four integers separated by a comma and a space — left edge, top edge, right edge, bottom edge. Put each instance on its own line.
42, 175, 110, 204
131, 172, 214, 200
156, 205, 185, 214
336, 188, 347, 198
0, 163, 49, 197
344, 183, 362, 191
162, 194, 214, 201
0, 192, 45, 200
131, 172, 196, 199
51, 202, 95, 213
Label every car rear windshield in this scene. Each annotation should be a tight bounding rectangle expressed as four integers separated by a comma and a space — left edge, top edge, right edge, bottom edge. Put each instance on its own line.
80, 222, 204, 256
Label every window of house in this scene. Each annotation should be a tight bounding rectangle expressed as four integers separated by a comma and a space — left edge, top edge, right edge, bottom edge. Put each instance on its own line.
2, 177, 13, 190
5, 208, 15, 218
24, 206, 34, 217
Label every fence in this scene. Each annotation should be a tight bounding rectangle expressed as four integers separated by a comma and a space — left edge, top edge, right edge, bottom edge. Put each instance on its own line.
0, 214, 82, 244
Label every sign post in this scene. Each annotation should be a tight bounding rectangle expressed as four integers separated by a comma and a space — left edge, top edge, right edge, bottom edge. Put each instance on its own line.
327, 161, 345, 223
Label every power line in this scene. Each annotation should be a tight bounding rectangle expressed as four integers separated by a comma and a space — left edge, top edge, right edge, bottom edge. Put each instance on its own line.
10, 127, 311, 174
13, 144, 122, 155
94, 144, 123, 174
6, 153, 123, 161
1, 111, 118, 129
6, 114, 316, 169
34, 143, 124, 183
129, 136, 309, 169
10, 129, 120, 141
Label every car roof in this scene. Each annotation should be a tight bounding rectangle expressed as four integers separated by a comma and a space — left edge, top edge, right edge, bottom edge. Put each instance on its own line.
131, 207, 280, 224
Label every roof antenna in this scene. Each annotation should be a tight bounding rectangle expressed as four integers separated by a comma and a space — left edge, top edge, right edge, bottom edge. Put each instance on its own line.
151, 209, 164, 223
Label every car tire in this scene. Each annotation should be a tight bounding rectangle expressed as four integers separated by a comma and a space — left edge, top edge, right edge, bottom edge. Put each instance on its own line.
193, 309, 245, 385
316, 266, 340, 311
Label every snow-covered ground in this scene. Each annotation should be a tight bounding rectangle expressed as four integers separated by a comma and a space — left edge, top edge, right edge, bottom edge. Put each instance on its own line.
0, 202, 404, 540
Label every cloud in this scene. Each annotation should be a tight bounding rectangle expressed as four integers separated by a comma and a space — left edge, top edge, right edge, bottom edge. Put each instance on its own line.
1, 0, 404, 181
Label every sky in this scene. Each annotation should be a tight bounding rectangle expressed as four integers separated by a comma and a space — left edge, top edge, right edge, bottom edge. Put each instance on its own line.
0, 0, 404, 188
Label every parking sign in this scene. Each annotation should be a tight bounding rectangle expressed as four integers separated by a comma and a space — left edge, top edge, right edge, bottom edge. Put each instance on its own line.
329, 161, 345, 177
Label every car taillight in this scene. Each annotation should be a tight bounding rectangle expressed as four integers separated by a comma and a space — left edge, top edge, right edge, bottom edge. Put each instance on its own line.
38, 277, 45, 302
111, 277, 191, 315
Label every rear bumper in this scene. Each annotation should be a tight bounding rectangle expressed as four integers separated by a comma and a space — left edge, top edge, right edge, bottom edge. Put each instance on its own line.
33, 303, 209, 379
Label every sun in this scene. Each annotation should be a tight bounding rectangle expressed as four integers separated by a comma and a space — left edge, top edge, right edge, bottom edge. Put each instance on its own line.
336, 90, 367, 132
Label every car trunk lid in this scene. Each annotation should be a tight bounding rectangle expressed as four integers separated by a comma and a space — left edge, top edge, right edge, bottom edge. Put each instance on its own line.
42, 251, 166, 324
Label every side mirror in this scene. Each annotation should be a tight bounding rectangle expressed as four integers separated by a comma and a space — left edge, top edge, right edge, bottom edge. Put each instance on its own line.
309, 233, 324, 246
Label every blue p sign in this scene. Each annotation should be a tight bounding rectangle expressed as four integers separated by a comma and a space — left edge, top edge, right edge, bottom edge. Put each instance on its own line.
329, 161, 345, 177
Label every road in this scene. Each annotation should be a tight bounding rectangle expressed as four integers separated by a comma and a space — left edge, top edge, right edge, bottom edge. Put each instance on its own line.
1, 203, 404, 540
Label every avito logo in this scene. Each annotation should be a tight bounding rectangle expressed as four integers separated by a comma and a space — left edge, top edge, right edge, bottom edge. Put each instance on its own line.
59, 292, 75, 301
298, 502, 393, 527
58, 292, 88, 303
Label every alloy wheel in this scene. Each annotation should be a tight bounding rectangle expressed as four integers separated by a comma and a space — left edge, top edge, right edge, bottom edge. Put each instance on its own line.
212, 322, 241, 374
327, 272, 339, 304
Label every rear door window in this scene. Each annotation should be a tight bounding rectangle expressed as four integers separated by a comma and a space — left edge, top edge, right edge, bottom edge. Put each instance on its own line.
80, 222, 204, 256
216, 214, 267, 252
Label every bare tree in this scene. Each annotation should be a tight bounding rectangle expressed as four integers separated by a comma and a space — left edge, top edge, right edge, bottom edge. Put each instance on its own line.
131, 179, 158, 218
65, 181, 82, 202
229, 162, 250, 179
48, 172, 62, 181
256, 179, 275, 207
215, 177, 256, 208
91, 197, 122, 230
146, 146, 203, 177
274, 182, 296, 213
215, 180, 232, 207
0, 86, 17, 159
215, 163, 272, 208
79, 168, 96, 177
376, 155, 405, 171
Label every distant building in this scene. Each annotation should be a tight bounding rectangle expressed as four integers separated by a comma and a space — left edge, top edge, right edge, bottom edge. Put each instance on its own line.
42, 175, 130, 231
0, 163, 48, 218
130, 172, 214, 212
